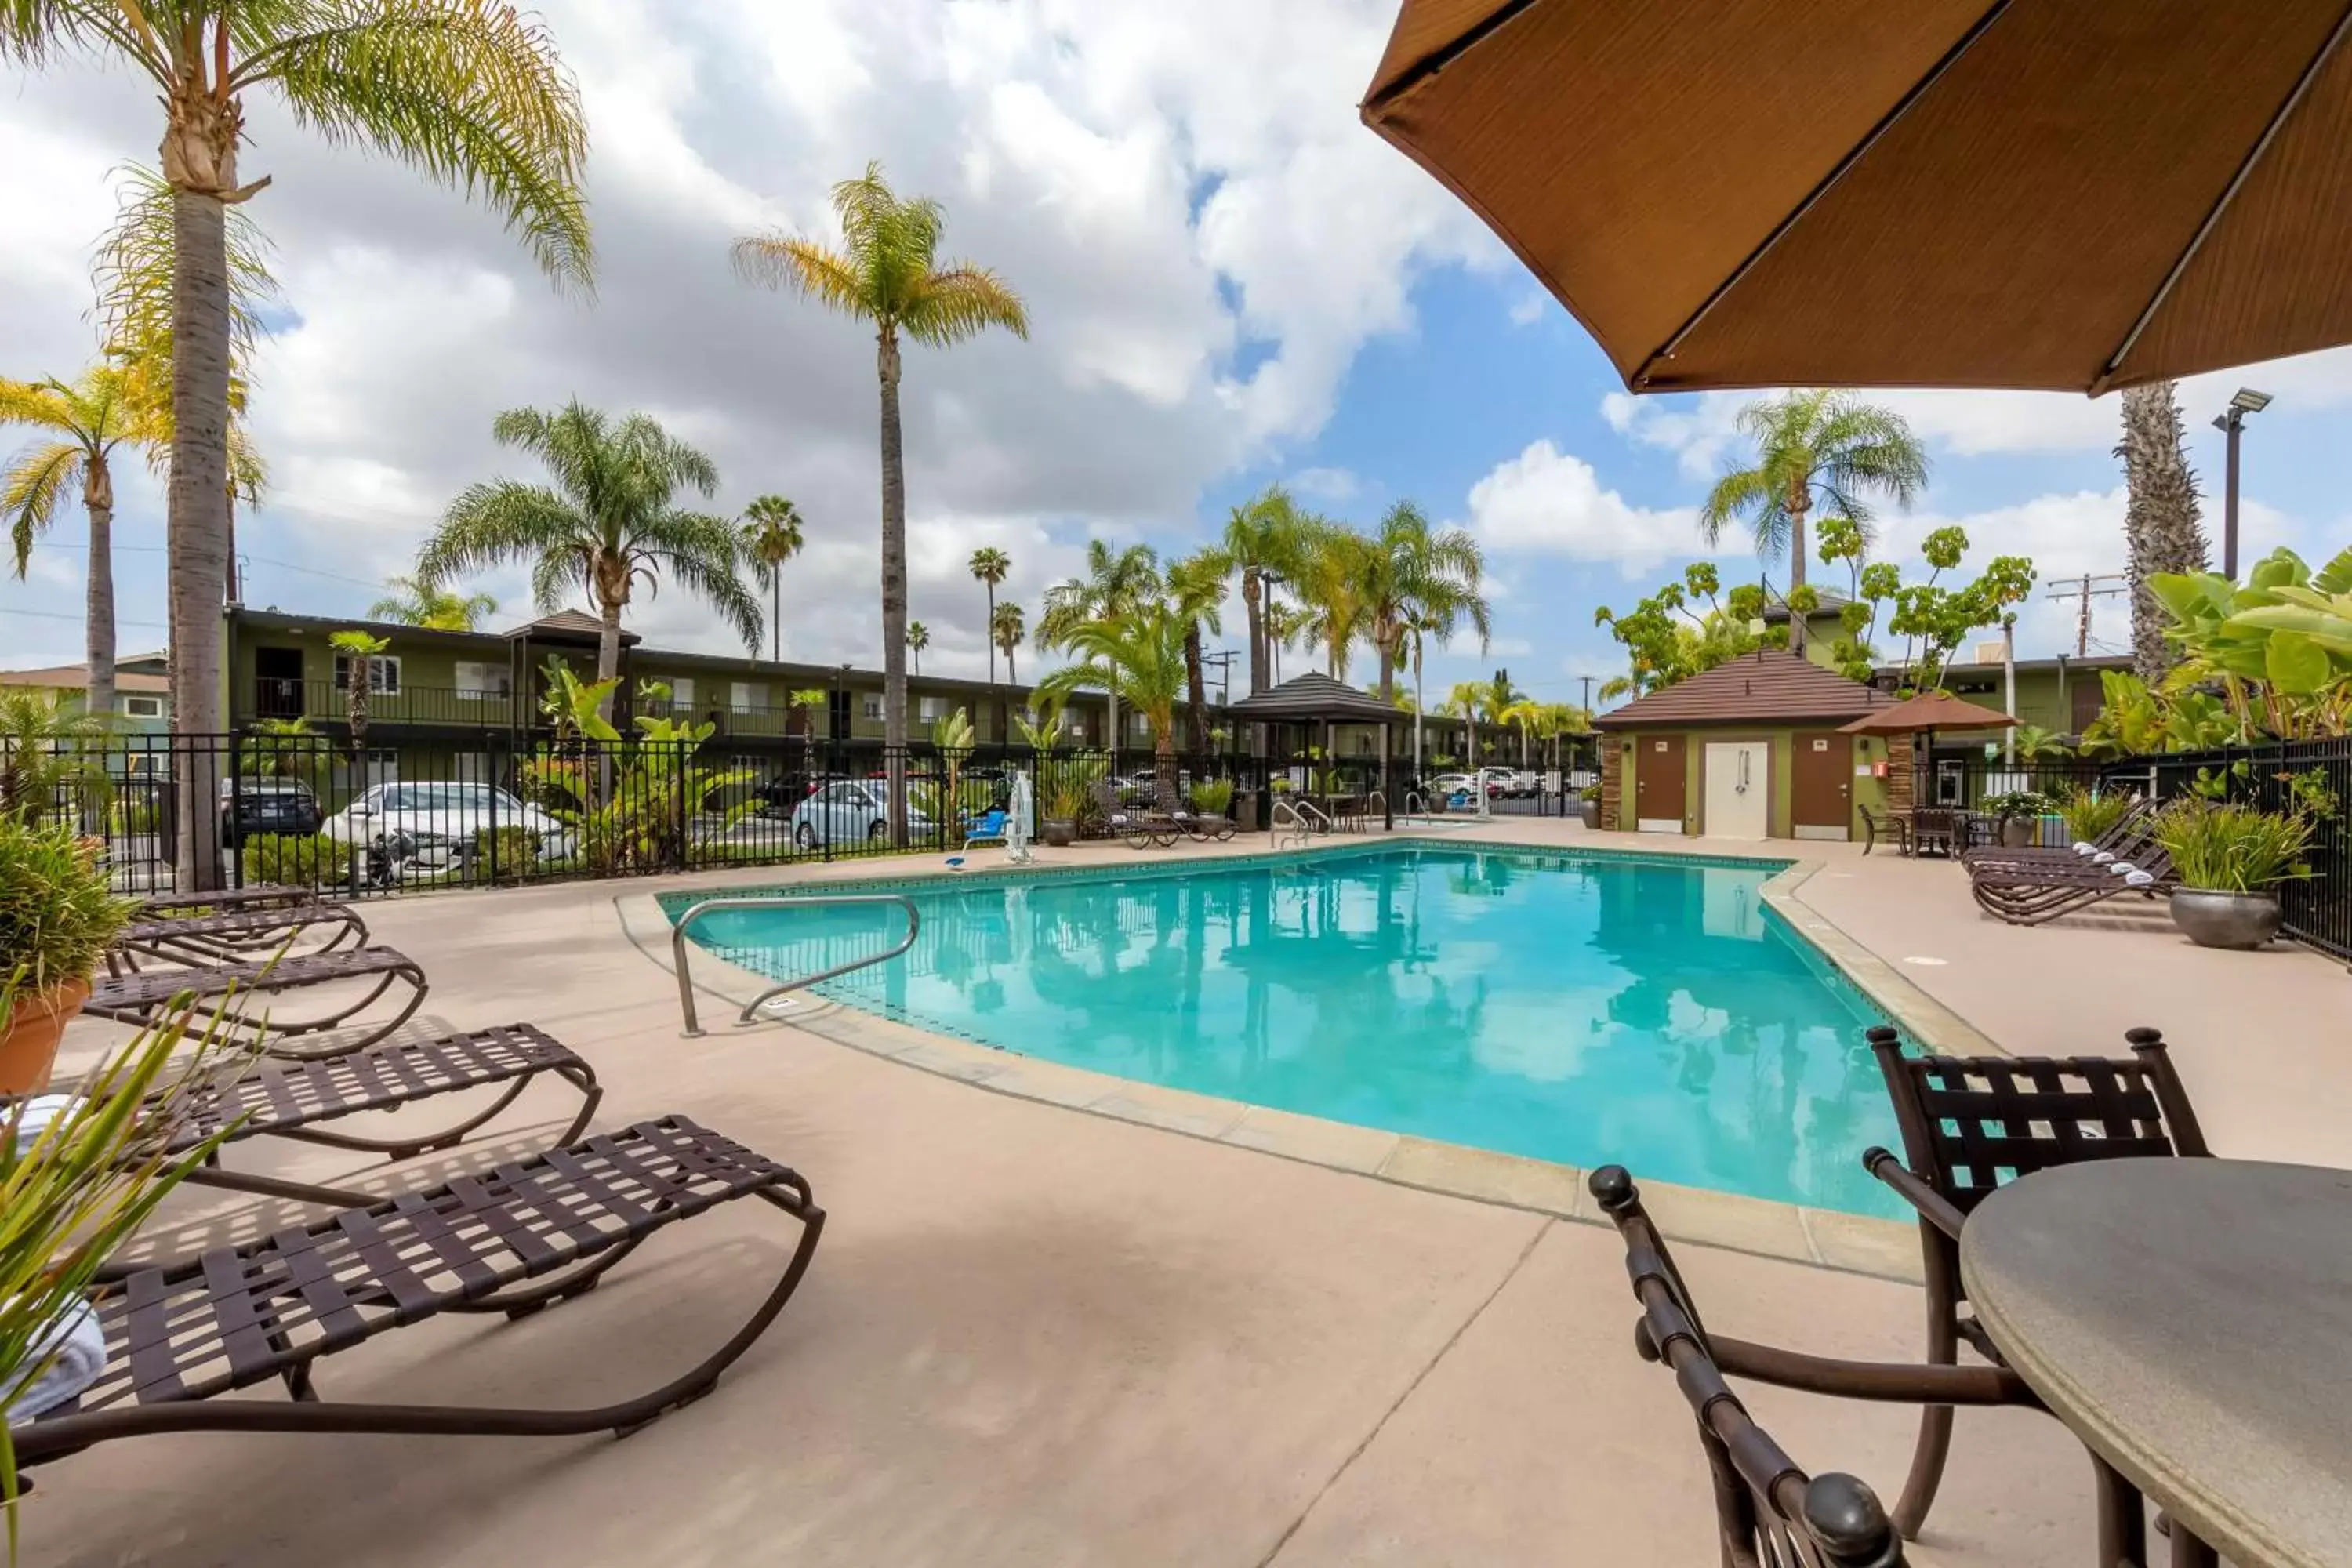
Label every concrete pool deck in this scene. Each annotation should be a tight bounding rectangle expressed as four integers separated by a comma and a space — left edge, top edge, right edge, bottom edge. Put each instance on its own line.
32, 818, 2352, 1566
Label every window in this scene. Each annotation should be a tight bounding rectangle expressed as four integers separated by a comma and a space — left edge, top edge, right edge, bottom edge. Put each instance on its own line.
862, 694, 884, 721
731, 681, 761, 713
668, 676, 695, 710
332, 653, 401, 694
917, 696, 943, 722
453, 660, 510, 701
1067, 715, 1087, 740
119, 695, 163, 718
1131, 711, 1153, 738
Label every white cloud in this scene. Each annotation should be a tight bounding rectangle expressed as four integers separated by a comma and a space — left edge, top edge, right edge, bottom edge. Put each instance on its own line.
1463, 441, 1705, 577
1508, 290, 1548, 327
1288, 466, 1362, 503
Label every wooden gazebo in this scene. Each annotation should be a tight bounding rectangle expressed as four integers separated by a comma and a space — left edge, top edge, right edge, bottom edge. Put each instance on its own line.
1227, 673, 1405, 829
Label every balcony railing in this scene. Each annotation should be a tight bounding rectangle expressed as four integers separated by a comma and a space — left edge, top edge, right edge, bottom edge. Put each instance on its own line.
245, 678, 518, 729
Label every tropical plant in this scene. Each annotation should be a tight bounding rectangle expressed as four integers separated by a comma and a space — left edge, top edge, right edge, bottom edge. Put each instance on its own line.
2056, 786, 2139, 845
470, 824, 539, 884
1264, 601, 1311, 684
536, 657, 622, 743
2011, 724, 2074, 761
328, 630, 389, 750
906, 620, 930, 676
1875, 530, 2037, 691
1354, 500, 1491, 704
0, 818, 129, 1011
1221, 485, 1314, 696
368, 573, 497, 632
733, 162, 1028, 838
992, 601, 1025, 683
0, 691, 112, 827
1595, 564, 1781, 699
1191, 778, 1234, 816
2143, 546, 2352, 740
1980, 789, 2056, 826
969, 546, 1011, 684
0, 1013, 245, 1531
740, 495, 804, 664
416, 402, 761, 720
2, 1, 593, 851
1700, 391, 1929, 654
2118, 383, 2209, 684
2078, 668, 2238, 758
1038, 604, 1190, 806
2154, 797, 2314, 894
0, 368, 154, 718
239, 830, 335, 889
525, 730, 753, 877
1040, 539, 1162, 750
1014, 700, 1068, 753
1165, 547, 1229, 758
787, 687, 827, 742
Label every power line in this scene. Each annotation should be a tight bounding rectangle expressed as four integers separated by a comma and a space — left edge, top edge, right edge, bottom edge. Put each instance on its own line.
2045, 572, 2129, 657
1, 606, 169, 629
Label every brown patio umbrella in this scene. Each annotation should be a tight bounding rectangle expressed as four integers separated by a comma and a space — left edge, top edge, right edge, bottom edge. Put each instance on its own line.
1838, 691, 2018, 738
1361, 2, 2352, 394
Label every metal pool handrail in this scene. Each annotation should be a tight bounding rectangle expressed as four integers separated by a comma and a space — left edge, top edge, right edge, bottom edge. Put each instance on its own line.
1403, 789, 1431, 822
671, 893, 920, 1036
1271, 797, 1331, 851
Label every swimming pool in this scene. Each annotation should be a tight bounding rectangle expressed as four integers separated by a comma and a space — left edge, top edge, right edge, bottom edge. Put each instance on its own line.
666, 844, 1905, 1216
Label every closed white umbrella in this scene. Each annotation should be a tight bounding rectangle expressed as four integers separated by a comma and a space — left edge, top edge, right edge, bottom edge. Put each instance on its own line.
1007, 773, 1036, 865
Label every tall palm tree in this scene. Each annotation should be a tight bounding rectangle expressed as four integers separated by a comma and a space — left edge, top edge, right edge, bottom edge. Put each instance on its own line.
368, 573, 498, 632
2116, 382, 2209, 684
1265, 601, 1309, 685
906, 619, 930, 675
1356, 499, 1491, 705
1166, 547, 1230, 759
416, 402, 760, 720
733, 163, 1027, 839
1289, 521, 1370, 678
3, 0, 593, 880
0, 367, 152, 717
1700, 391, 1929, 654
969, 546, 1011, 684
1040, 539, 1160, 754
1499, 699, 1543, 770
1038, 604, 1189, 806
740, 495, 804, 664
1441, 683, 1483, 768
992, 601, 1025, 684
1221, 485, 1309, 696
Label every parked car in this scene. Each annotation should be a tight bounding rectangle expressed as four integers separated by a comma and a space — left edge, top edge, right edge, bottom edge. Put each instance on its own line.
788, 779, 939, 848
1508, 769, 1544, 798
1107, 773, 1160, 805
321, 781, 572, 869
219, 776, 322, 847
1428, 773, 1494, 809
1479, 766, 1523, 797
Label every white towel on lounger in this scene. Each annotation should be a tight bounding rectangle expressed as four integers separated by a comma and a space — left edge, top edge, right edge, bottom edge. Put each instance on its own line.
8, 1094, 78, 1152
2123, 870, 2155, 887
3, 1299, 106, 1425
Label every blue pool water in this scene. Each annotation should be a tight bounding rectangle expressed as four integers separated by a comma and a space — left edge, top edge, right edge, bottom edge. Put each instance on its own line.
667, 844, 1905, 1215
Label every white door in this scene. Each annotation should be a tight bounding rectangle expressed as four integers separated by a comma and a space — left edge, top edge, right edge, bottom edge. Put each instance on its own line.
1702, 742, 1770, 840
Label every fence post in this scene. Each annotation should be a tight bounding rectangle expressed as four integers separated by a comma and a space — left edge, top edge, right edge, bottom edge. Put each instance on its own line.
488, 733, 502, 887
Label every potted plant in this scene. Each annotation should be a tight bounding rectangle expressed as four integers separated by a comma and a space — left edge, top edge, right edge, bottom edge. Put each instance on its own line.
2057, 784, 2138, 848
1191, 777, 1234, 831
1041, 776, 1087, 848
1981, 789, 2057, 849
2154, 797, 2314, 950
1, 818, 132, 1094
1578, 780, 1603, 829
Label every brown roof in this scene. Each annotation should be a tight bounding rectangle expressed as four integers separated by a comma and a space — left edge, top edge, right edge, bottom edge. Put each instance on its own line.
0, 663, 171, 694
505, 609, 639, 645
1592, 651, 1889, 730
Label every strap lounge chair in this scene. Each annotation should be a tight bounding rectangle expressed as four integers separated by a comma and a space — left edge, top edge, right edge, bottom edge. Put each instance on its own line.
1860, 1026, 2208, 1545
116, 899, 370, 967
19, 1116, 823, 1468
1169, 807, 1236, 843
1094, 782, 1181, 850
1588, 1164, 2034, 1567
1968, 848, 2174, 926
168, 1023, 603, 1209
1958, 798, 2156, 873
85, 946, 429, 1058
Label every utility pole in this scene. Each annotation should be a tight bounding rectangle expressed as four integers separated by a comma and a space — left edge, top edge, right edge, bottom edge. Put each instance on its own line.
2045, 573, 2127, 657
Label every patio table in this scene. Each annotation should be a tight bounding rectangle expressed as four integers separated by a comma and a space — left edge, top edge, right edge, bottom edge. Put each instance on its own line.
1961, 1158, 2352, 1568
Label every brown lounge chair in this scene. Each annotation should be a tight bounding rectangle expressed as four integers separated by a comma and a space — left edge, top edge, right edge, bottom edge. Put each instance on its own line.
1958, 797, 2156, 873
1967, 848, 2173, 926
18, 1116, 822, 1467
169, 1022, 603, 1209
85, 946, 428, 1058
116, 899, 370, 966
1860, 1026, 2208, 1549
1587, 1164, 2033, 1567
1094, 781, 1181, 849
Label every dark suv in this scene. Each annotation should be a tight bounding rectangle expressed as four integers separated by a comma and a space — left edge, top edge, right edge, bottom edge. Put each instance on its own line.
220, 777, 323, 847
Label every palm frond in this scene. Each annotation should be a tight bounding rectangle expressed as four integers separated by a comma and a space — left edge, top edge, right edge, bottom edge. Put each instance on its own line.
0, 0, 170, 81
730, 235, 873, 318
902, 263, 1029, 348
418, 478, 586, 585
2, 443, 82, 577
633, 508, 762, 652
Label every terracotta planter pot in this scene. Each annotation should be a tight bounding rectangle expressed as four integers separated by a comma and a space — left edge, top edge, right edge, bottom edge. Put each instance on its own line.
2169, 888, 2282, 950
0, 977, 91, 1095
1041, 818, 1076, 848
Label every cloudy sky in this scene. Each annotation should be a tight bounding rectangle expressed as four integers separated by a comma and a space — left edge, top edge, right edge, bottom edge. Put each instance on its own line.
4, 0, 2350, 709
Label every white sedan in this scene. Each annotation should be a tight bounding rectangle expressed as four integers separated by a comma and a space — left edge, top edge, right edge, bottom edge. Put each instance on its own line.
321, 781, 573, 866
788, 779, 938, 848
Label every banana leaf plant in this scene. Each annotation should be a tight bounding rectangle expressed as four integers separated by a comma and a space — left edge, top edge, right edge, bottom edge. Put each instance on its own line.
2145, 546, 2352, 739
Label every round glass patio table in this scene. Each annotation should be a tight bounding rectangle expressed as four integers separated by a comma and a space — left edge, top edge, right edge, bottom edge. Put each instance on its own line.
1960, 1158, 2352, 1568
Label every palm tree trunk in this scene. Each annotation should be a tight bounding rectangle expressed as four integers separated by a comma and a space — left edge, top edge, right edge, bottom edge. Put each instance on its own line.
1787, 490, 1810, 656
985, 583, 997, 685
594, 597, 624, 717
168, 186, 234, 890
347, 655, 371, 750
878, 329, 909, 841
1377, 636, 1396, 706
1005, 640, 1017, 683
1185, 622, 1208, 760
83, 454, 117, 721
1243, 571, 1266, 695
2118, 381, 2209, 685
771, 572, 781, 664
1155, 732, 1178, 811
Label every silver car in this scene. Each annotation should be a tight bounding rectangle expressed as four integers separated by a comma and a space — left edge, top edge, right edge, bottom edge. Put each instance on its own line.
788, 780, 937, 848
321, 781, 572, 866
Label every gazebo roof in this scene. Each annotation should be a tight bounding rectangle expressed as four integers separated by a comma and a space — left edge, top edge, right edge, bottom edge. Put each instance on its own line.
1226, 672, 1403, 725
506, 609, 639, 647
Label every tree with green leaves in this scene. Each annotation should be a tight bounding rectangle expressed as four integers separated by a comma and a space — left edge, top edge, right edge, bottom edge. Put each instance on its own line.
2, 0, 593, 882
1355, 500, 1491, 705
1221, 485, 1312, 695
969, 546, 1011, 684
1701, 391, 1929, 655
1595, 563, 1780, 700
1039, 604, 1189, 805
416, 403, 760, 720
906, 619, 930, 675
740, 495, 804, 664
2117, 382, 2209, 684
992, 601, 1025, 684
1040, 539, 1161, 753
328, 630, 389, 750
1166, 547, 1230, 758
1873, 528, 2036, 692
733, 163, 1027, 838
368, 573, 497, 632
1288, 520, 1369, 679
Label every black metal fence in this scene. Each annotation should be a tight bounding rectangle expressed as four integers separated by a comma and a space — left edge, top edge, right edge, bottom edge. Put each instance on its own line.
2144, 738, 2352, 963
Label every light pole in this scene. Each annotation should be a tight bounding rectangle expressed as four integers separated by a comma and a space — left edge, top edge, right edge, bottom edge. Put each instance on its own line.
2212, 387, 2272, 580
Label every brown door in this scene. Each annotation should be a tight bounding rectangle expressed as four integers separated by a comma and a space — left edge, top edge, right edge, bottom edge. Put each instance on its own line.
1792, 731, 1853, 836
1635, 734, 1686, 826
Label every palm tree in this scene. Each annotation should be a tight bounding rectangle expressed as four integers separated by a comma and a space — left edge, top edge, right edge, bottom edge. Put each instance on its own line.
1700, 391, 1929, 655
1499, 699, 1543, 770
1265, 601, 1310, 685
1356, 500, 1491, 705
368, 573, 498, 632
906, 620, 930, 676
1441, 683, 1483, 768
740, 495, 804, 664
1290, 521, 1369, 678
733, 164, 1027, 839
416, 402, 760, 720
1221, 485, 1310, 696
2, 1, 593, 860
2116, 383, 2209, 684
0, 367, 152, 717
969, 546, 1011, 684
1040, 540, 1161, 756
1166, 548, 1230, 759
328, 630, 389, 750
1038, 604, 1189, 805
992, 601, 1025, 684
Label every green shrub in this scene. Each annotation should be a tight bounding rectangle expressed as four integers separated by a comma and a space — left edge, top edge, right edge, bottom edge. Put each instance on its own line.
2057, 786, 2138, 844
240, 833, 339, 890
1191, 778, 1234, 815
109, 794, 161, 836
471, 825, 540, 882
2154, 798, 2314, 893
1980, 789, 2056, 825
0, 817, 130, 1019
